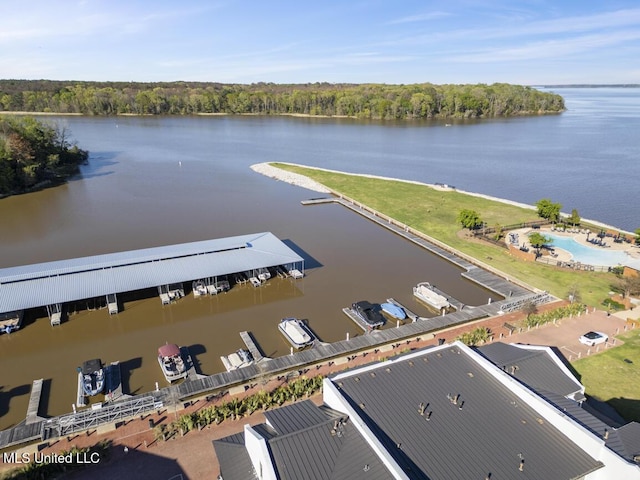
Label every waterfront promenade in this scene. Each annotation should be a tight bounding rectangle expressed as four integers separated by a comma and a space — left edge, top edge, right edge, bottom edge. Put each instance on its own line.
2, 306, 628, 480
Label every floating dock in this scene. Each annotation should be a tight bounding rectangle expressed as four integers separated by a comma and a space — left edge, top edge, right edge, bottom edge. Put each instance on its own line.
240, 331, 266, 362
25, 379, 44, 424
386, 298, 421, 322
104, 362, 130, 403
77, 372, 88, 407
342, 307, 377, 333
182, 346, 206, 381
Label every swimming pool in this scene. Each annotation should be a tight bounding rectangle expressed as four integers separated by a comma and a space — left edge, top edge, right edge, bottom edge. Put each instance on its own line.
546, 233, 639, 268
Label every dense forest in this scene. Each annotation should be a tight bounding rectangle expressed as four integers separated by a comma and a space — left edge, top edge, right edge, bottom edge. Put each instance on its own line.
0, 80, 564, 119
0, 116, 88, 196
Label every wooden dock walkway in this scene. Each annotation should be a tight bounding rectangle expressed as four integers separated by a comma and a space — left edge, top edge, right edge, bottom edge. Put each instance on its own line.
105, 362, 131, 403
386, 298, 421, 322
342, 307, 375, 332
240, 331, 266, 362
182, 347, 207, 381
26, 379, 44, 424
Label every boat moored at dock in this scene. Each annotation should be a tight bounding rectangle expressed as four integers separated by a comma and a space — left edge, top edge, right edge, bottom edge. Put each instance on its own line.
380, 302, 407, 320
278, 317, 315, 349
413, 282, 450, 311
220, 349, 254, 372
0, 310, 23, 334
79, 359, 105, 397
158, 343, 188, 382
351, 301, 385, 329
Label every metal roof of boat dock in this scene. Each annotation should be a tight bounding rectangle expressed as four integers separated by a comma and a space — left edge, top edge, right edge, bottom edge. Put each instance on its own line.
0, 232, 303, 314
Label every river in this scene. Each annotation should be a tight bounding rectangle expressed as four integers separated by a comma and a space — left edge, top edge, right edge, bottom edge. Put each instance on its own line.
0, 87, 637, 429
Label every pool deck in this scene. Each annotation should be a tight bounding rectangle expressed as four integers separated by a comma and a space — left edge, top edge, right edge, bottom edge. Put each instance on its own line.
509, 227, 640, 265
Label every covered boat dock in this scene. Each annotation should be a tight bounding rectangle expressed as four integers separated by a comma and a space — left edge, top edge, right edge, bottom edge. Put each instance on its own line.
0, 232, 304, 324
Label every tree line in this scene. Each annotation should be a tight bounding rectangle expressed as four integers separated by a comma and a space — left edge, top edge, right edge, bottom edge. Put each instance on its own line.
0, 80, 565, 119
0, 116, 88, 196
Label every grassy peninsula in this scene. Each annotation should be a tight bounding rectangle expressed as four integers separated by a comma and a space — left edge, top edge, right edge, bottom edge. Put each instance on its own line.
273, 163, 616, 307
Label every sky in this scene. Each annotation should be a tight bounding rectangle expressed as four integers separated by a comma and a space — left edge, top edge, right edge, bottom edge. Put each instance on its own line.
1, 0, 639, 85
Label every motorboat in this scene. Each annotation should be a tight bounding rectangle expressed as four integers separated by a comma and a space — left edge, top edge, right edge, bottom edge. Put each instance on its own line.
413, 282, 450, 310
0, 310, 23, 334
192, 280, 208, 297
279, 317, 315, 348
79, 359, 105, 397
220, 349, 254, 372
352, 301, 385, 328
158, 343, 188, 382
380, 302, 407, 320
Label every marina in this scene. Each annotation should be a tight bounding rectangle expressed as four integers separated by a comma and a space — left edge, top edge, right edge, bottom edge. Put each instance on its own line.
0, 232, 305, 324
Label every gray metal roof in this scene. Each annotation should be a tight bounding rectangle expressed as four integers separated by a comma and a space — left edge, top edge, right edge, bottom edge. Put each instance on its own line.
213, 400, 393, 480
0, 232, 303, 313
332, 345, 603, 480
477, 342, 583, 398
213, 433, 259, 480
536, 388, 640, 464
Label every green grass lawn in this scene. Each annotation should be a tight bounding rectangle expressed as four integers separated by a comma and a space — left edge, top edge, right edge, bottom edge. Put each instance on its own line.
273, 163, 618, 307
573, 329, 640, 422
270, 163, 638, 420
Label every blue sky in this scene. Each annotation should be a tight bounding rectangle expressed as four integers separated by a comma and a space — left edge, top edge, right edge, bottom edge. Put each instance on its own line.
1, 0, 639, 85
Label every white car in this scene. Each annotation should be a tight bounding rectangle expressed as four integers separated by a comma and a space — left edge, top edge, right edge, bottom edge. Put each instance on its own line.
579, 331, 608, 347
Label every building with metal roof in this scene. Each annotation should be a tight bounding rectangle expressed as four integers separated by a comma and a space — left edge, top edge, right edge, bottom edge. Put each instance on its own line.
477, 342, 585, 401
0, 232, 303, 315
214, 400, 393, 480
215, 341, 640, 479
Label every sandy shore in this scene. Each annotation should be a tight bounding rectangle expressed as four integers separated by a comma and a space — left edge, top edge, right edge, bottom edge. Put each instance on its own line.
250, 163, 331, 193
252, 162, 635, 235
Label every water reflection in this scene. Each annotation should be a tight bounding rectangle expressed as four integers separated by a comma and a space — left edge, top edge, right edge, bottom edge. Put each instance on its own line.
0, 118, 499, 430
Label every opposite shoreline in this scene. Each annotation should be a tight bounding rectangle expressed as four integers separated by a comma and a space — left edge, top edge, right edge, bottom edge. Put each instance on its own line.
251, 162, 634, 235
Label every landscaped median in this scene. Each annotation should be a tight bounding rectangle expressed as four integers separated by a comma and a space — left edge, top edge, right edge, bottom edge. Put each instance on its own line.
269, 162, 617, 307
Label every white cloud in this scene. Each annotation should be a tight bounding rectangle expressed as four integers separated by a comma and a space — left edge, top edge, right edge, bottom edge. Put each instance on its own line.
387, 11, 451, 25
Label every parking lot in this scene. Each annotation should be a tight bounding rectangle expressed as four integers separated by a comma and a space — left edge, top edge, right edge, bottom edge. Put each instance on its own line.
504, 309, 634, 362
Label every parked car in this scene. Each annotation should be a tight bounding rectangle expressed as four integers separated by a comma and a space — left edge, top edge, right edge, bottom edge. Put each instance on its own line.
579, 331, 608, 347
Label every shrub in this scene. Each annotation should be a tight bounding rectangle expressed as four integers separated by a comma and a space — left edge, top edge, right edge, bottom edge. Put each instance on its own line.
523, 303, 587, 328
602, 298, 625, 311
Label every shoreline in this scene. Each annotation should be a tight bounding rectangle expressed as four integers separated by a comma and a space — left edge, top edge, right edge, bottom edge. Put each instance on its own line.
253, 162, 635, 235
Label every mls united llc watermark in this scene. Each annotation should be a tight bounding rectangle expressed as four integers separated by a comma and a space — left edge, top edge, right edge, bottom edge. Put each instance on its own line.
3, 451, 101, 465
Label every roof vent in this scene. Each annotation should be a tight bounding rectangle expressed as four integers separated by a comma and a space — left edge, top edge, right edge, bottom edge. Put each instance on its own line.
363, 464, 370, 472
370, 372, 376, 377
604, 429, 609, 440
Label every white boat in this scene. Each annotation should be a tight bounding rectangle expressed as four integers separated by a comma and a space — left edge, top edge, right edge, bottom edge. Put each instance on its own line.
413, 282, 450, 310
79, 359, 105, 397
257, 268, 271, 282
288, 269, 304, 279
192, 280, 208, 297
220, 349, 254, 372
158, 343, 188, 382
279, 317, 315, 349
0, 310, 23, 334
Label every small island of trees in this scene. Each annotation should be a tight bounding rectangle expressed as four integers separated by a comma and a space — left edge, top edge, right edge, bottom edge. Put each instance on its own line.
0, 116, 88, 196
0, 80, 565, 119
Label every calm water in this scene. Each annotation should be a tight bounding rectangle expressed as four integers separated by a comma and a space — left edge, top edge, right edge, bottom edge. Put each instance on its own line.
0, 88, 638, 429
